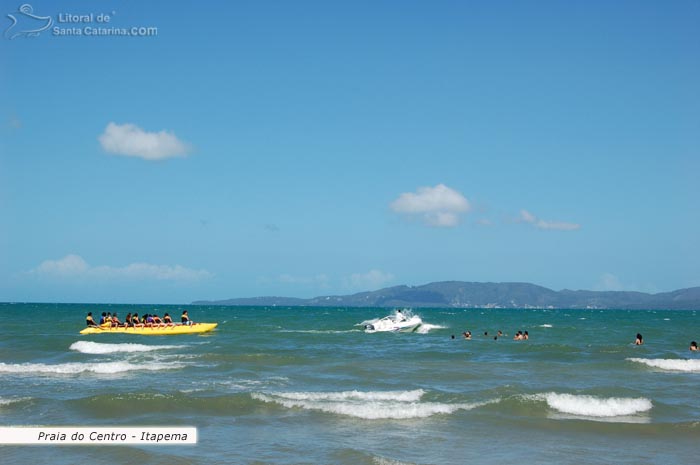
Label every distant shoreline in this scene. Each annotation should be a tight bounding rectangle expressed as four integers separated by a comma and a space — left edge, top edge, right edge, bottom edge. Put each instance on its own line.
192, 281, 700, 310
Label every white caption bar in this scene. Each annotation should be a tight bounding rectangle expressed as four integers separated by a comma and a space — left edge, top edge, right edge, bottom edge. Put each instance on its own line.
0, 427, 197, 445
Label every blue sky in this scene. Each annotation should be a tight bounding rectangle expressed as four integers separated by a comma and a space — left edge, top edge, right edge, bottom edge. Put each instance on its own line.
1, 0, 698, 303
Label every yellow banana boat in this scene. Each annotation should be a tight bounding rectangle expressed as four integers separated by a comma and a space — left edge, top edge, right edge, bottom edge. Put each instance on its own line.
80, 323, 217, 336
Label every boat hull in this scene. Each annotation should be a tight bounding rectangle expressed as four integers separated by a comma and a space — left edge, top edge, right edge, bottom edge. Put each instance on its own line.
363, 315, 423, 333
80, 323, 217, 336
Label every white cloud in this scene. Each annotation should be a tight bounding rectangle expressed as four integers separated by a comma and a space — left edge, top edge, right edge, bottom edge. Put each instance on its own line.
30, 255, 211, 281
34, 254, 89, 276
391, 184, 470, 228
8, 114, 22, 130
98, 122, 190, 160
278, 274, 330, 287
343, 269, 395, 291
520, 210, 537, 224
519, 209, 581, 231
536, 220, 581, 231
595, 273, 624, 291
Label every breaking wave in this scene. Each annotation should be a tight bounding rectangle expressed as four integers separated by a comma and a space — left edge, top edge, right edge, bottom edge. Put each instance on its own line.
526, 392, 652, 417
69, 341, 182, 354
251, 389, 494, 419
627, 358, 700, 373
0, 361, 185, 375
0, 397, 30, 406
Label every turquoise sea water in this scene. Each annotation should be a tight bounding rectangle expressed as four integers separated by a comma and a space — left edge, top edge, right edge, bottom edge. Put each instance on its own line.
0, 303, 699, 464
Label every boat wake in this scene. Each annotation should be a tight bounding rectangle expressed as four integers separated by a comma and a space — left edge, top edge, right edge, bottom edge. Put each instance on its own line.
70, 341, 183, 354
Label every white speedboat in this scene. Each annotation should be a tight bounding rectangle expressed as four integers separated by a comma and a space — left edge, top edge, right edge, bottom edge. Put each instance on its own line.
362, 310, 422, 333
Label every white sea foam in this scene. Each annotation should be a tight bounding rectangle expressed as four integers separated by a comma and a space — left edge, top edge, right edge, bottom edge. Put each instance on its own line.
0, 397, 30, 406
415, 323, 445, 334
628, 358, 700, 373
372, 456, 418, 465
252, 389, 493, 419
262, 389, 425, 402
0, 361, 185, 375
540, 324, 553, 328
528, 392, 652, 417
69, 341, 182, 354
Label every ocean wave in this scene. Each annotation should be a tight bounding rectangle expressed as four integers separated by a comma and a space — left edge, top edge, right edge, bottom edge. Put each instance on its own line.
526, 392, 652, 417
0, 397, 31, 406
0, 361, 185, 375
251, 389, 494, 419
627, 358, 700, 373
261, 389, 425, 402
373, 456, 419, 465
540, 324, 553, 328
69, 341, 183, 354
192, 377, 291, 392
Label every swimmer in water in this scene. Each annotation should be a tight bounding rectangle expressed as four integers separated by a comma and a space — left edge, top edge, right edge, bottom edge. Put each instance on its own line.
690, 341, 698, 351
635, 333, 643, 345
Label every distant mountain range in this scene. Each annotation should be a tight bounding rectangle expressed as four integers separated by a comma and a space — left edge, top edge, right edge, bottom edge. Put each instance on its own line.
193, 281, 700, 310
